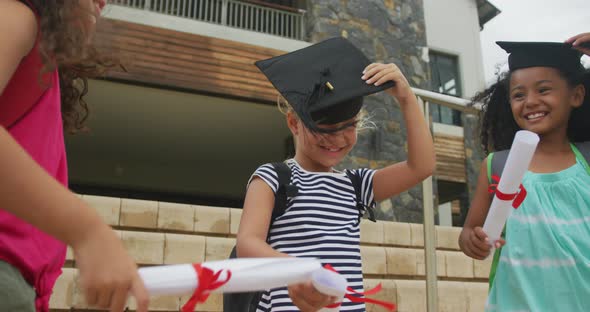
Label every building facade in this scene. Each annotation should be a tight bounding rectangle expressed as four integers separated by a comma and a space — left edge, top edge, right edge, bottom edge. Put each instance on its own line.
67, 0, 497, 225
51, 1, 501, 311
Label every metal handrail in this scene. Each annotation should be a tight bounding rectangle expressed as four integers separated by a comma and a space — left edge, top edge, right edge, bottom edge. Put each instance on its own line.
412, 87, 481, 113
110, 0, 306, 40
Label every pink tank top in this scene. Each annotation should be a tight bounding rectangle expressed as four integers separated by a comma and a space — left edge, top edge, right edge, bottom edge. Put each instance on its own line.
0, 25, 68, 312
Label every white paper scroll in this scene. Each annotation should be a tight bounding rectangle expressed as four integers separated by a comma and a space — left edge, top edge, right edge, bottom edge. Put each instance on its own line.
138, 263, 198, 296
482, 130, 539, 247
138, 257, 395, 311
311, 269, 347, 312
139, 257, 323, 296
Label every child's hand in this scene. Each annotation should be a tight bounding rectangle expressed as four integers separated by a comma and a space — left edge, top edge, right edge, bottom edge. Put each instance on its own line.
566, 32, 590, 56
288, 281, 338, 312
460, 226, 505, 260
73, 224, 149, 312
362, 63, 414, 102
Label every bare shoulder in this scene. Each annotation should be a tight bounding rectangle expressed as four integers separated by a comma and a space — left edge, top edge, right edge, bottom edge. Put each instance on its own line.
0, 0, 38, 57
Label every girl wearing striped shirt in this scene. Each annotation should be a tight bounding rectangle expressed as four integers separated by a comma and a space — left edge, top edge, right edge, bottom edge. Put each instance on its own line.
236, 38, 435, 312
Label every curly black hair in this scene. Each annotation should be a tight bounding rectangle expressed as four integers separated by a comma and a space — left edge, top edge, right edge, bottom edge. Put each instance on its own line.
472, 68, 590, 154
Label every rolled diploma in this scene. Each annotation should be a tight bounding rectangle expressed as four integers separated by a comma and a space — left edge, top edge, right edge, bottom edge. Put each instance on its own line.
208, 257, 322, 293
312, 269, 347, 312
139, 264, 197, 296
139, 257, 323, 296
482, 130, 539, 245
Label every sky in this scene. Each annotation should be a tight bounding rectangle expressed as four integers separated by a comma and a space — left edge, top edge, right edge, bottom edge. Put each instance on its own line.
480, 0, 590, 85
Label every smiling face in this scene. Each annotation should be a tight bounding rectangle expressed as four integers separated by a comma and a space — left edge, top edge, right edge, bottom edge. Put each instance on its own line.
287, 111, 358, 172
509, 66, 584, 139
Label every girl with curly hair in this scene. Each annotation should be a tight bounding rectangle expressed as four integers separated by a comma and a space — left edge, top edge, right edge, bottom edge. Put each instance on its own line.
459, 35, 590, 311
0, 1, 148, 311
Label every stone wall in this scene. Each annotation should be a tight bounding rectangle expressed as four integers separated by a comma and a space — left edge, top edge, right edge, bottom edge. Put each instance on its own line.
304, 0, 434, 223
462, 112, 485, 204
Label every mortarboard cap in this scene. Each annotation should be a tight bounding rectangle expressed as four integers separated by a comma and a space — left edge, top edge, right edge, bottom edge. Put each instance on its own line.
497, 41, 585, 74
255, 37, 394, 132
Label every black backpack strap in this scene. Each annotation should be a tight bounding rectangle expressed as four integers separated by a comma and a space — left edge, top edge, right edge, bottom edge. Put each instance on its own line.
489, 150, 509, 183
574, 141, 590, 157
490, 143, 590, 179
573, 142, 590, 175
492, 143, 590, 179
269, 162, 298, 232
224, 162, 297, 312
345, 169, 376, 222
229, 162, 296, 258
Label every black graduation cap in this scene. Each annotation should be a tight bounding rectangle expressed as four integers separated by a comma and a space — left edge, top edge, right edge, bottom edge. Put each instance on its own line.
497, 41, 585, 74
255, 37, 394, 133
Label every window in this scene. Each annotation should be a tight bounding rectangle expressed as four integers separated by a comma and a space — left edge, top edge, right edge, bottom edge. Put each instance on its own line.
429, 51, 463, 126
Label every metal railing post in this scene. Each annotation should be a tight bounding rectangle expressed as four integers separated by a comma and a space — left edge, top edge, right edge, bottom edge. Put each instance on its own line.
299, 10, 306, 40
419, 96, 438, 312
221, 0, 228, 25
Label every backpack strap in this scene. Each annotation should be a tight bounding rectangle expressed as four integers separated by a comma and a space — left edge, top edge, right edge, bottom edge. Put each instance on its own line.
572, 142, 590, 175
490, 143, 590, 179
224, 162, 298, 312
487, 150, 509, 183
345, 170, 376, 223
230, 161, 297, 257
269, 162, 298, 233
488, 242, 503, 291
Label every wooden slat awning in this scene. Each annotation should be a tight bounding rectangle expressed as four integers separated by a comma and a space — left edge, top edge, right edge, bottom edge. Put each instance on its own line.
434, 134, 466, 183
94, 18, 468, 183
95, 18, 283, 103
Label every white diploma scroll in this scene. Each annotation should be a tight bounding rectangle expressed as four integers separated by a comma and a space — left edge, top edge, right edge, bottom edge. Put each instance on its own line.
482, 130, 539, 246
139, 257, 395, 311
138, 257, 323, 296
312, 269, 347, 312
139, 263, 197, 296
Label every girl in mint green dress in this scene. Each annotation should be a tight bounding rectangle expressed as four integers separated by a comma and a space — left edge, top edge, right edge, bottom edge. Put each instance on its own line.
459, 36, 590, 312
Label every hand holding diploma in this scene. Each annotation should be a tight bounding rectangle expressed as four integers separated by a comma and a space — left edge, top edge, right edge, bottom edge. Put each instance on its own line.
482, 130, 539, 252
137, 257, 396, 311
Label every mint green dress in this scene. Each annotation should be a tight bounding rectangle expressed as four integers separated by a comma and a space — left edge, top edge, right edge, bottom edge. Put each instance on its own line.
486, 145, 590, 311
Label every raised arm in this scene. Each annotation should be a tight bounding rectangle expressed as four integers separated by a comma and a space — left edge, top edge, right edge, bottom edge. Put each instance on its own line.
361, 63, 436, 202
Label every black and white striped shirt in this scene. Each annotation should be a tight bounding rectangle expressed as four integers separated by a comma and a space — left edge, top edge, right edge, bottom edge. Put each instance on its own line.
250, 159, 376, 312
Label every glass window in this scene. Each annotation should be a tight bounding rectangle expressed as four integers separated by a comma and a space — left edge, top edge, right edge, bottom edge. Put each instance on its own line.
429, 51, 463, 126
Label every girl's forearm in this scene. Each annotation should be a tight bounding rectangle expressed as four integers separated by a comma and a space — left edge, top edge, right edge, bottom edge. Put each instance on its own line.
0, 127, 107, 248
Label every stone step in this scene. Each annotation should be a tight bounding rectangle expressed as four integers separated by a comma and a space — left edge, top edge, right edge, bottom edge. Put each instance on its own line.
49, 268, 488, 312
52, 195, 491, 312
82, 195, 464, 250
64, 229, 490, 279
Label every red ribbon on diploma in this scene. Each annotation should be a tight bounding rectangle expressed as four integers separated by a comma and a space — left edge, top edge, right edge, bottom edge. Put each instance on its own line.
323, 264, 396, 311
488, 174, 527, 208
181, 264, 232, 312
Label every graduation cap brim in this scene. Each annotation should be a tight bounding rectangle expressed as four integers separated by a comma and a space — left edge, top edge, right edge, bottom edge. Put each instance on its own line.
497, 41, 585, 74
255, 37, 394, 132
